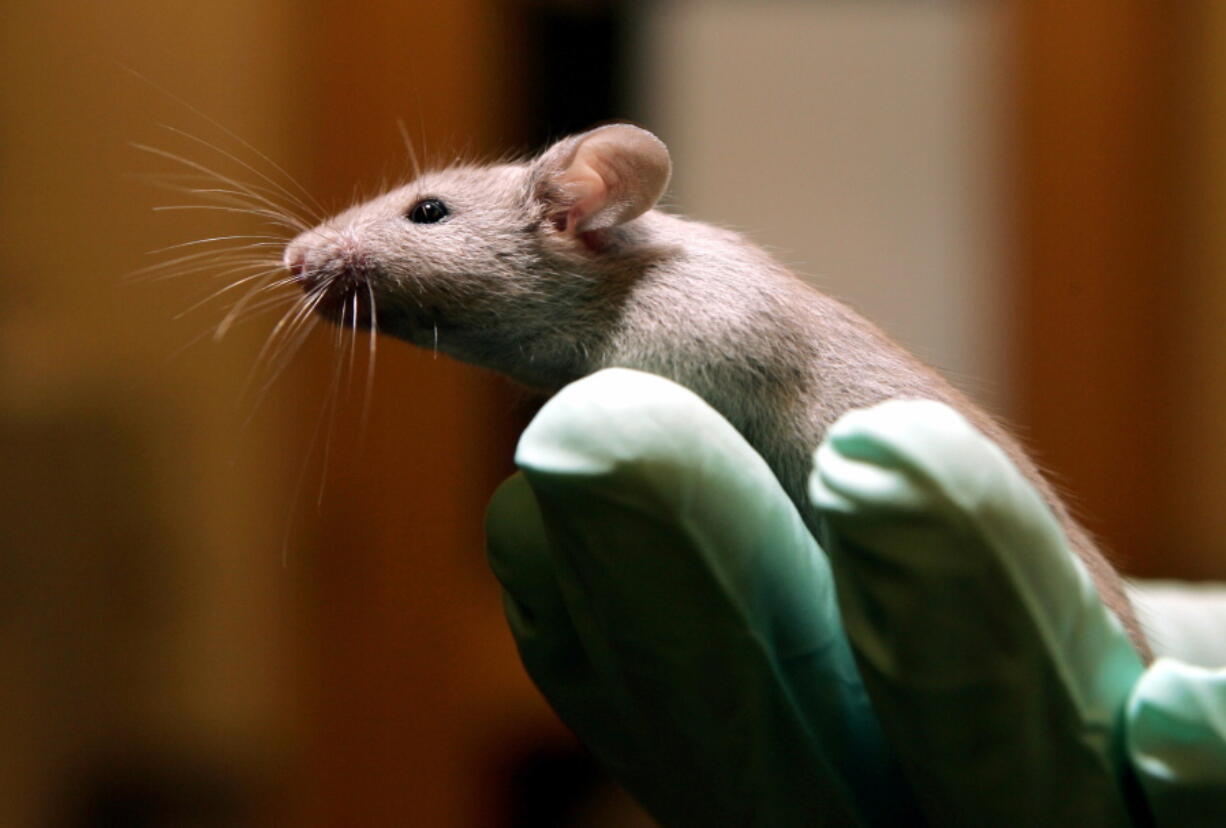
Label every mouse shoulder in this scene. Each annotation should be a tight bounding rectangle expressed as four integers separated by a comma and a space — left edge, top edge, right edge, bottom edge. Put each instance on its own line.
635, 209, 755, 250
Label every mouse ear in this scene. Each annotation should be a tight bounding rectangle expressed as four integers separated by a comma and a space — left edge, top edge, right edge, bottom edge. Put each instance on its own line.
533, 124, 671, 235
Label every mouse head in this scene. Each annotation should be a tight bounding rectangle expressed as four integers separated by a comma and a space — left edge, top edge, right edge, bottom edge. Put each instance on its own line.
283, 123, 671, 385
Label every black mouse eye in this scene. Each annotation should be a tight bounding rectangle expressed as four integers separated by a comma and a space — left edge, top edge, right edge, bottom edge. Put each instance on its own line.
408, 198, 448, 224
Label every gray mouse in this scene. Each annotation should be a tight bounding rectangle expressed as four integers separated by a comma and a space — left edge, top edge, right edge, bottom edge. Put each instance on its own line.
283, 123, 1147, 654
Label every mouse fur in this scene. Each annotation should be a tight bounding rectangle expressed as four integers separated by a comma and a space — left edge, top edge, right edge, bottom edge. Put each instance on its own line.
284, 123, 1148, 654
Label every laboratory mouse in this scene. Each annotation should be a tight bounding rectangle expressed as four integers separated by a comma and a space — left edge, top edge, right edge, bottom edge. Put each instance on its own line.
283, 123, 1148, 654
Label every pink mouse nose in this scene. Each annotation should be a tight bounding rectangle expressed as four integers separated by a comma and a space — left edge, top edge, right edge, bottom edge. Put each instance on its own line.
285, 249, 325, 292
285, 250, 306, 280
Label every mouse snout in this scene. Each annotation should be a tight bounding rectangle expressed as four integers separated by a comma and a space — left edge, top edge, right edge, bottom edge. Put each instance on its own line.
282, 242, 333, 294
283, 233, 375, 292
282, 234, 379, 327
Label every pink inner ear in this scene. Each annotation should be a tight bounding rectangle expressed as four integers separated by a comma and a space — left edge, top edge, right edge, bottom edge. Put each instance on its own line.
557, 159, 609, 234
539, 124, 670, 235
546, 209, 605, 252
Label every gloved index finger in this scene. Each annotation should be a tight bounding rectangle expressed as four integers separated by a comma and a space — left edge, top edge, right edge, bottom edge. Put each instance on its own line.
515, 368, 921, 826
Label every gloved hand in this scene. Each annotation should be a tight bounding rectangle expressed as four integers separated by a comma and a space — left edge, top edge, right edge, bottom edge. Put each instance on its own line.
485, 368, 1226, 826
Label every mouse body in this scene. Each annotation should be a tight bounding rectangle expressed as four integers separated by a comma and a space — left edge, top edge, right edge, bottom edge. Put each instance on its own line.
284, 124, 1147, 652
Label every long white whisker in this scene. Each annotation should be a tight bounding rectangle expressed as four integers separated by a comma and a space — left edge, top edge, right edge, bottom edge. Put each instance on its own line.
346, 291, 359, 395
157, 124, 323, 224
214, 289, 276, 339
215, 265, 298, 339
257, 303, 322, 393
228, 288, 298, 313
252, 291, 322, 374
241, 291, 326, 411
147, 234, 287, 256
175, 264, 286, 319
212, 292, 298, 329
131, 242, 282, 279
176, 187, 317, 232
313, 297, 355, 506
396, 118, 422, 180
182, 186, 309, 217
162, 277, 294, 363
360, 280, 379, 438
122, 73, 336, 567
135, 141, 307, 219
138, 171, 313, 208
269, 302, 335, 563
135, 143, 309, 231
151, 203, 303, 232
135, 256, 278, 285
120, 65, 327, 219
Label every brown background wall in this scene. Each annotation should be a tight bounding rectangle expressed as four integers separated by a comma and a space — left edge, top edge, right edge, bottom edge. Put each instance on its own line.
1014, 1, 1226, 579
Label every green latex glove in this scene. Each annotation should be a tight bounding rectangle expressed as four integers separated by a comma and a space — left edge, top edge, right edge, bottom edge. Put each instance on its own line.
485, 368, 1226, 825
485, 369, 918, 826
810, 401, 1226, 826
808, 398, 1145, 825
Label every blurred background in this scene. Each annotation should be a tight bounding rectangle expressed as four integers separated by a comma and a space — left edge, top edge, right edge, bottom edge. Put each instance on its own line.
1, 0, 1223, 825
